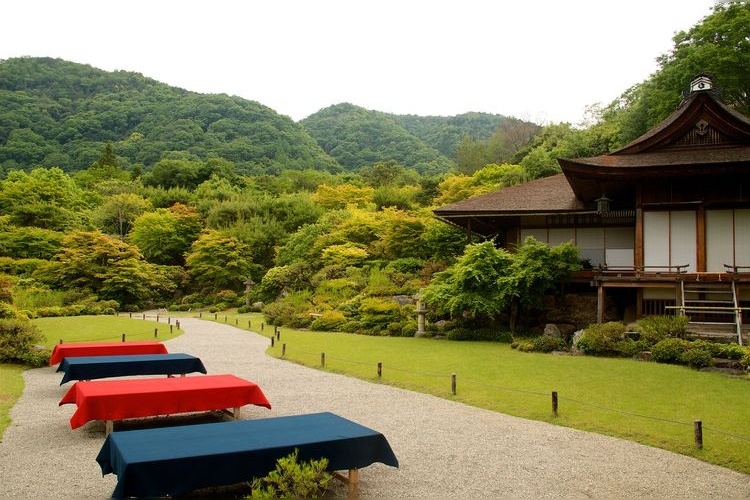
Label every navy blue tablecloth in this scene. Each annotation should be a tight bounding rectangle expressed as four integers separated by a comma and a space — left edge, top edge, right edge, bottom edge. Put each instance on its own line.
57, 353, 207, 384
96, 411, 399, 498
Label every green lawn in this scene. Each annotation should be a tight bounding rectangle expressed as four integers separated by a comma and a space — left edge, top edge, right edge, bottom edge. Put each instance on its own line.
211, 312, 750, 475
0, 315, 183, 441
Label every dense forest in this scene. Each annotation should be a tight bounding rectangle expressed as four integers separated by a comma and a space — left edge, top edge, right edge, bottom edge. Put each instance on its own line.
0, 3, 747, 343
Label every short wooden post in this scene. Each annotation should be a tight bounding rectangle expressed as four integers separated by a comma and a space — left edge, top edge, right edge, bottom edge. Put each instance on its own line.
321, 352, 325, 367
155, 327, 159, 337
224, 315, 227, 322
282, 343, 286, 357
121, 333, 126, 342
276, 331, 280, 340
168, 317, 171, 325
199, 312, 202, 318
176, 320, 180, 329
129, 312, 132, 319
274, 325, 278, 336
261, 322, 265, 331
235, 318, 238, 325
214, 313, 218, 320
271, 337, 275, 347
156, 315, 159, 323
694, 420, 703, 449
248, 320, 252, 328
169, 324, 173, 333
451, 373, 456, 395
59, 339, 63, 344
143, 313, 146, 320
552, 391, 558, 417
377, 362, 382, 378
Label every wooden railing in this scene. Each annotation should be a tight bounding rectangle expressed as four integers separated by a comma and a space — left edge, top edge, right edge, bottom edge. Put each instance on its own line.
596, 264, 689, 278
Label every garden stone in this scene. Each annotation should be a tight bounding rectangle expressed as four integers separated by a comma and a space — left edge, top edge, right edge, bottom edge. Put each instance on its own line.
570, 329, 585, 355
544, 324, 561, 338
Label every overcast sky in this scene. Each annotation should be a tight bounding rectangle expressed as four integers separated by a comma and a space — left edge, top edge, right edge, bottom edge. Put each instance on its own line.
0, 0, 722, 125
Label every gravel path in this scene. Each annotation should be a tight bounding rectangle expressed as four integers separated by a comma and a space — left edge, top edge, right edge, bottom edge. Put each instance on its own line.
1, 317, 749, 498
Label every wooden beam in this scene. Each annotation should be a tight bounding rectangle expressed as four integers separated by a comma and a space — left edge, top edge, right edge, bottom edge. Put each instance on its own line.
597, 285, 605, 323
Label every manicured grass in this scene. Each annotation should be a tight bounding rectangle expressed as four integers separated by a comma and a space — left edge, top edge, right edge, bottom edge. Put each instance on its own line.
33, 314, 183, 348
0, 364, 25, 442
0, 315, 183, 440
215, 312, 750, 475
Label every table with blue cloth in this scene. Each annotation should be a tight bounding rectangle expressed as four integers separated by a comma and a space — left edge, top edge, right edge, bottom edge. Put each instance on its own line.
96, 411, 399, 498
57, 353, 207, 384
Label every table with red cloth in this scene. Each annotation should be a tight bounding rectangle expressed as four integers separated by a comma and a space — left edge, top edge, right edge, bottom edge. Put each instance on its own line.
49, 341, 168, 365
59, 374, 271, 433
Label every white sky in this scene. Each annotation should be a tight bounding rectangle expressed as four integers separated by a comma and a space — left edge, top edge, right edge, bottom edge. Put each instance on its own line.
0, 0, 721, 125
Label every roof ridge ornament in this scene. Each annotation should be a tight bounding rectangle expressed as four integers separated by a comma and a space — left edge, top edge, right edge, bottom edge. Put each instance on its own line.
690, 74, 713, 93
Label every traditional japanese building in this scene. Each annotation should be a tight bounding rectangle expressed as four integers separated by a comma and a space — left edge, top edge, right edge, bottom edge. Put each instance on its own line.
434, 75, 750, 343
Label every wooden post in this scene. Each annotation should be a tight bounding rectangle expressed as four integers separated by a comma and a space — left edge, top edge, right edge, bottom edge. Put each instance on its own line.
235, 318, 238, 325
552, 391, 558, 417
156, 315, 159, 323
214, 313, 218, 320
694, 420, 703, 449
169, 324, 173, 333
261, 323, 264, 331
224, 315, 227, 322
121, 333, 126, 342
129, 312, 132, 319
321, 352, 325, 367
143, 313, 146, 320
199, 312, 202, 318
168, 317, 171, 325
59, 339, 63, 344
377, 362, 382, 378
248, 320, 251, 328
271, 337, 274, 347
155, 328, 159, 337
451, 373, 456, 395
176, 320, 180, 329
282, 343, 286, 357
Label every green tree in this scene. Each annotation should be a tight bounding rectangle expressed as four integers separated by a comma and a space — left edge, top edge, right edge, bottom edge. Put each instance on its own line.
129, 203, 202, 265
185, 230, 254, 294
93, 192, 153, 238
34, 230, 175, 306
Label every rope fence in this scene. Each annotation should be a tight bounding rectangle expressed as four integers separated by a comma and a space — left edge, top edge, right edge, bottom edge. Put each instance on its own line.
269, 337, 750, 450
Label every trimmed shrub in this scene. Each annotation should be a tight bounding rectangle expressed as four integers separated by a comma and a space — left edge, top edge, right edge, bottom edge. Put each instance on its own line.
636, 315, 689, 343
249, 448, 332, 498
651, 338, 689, 364
447, 328, 513, 342
680, 346, 713, 369
576, 322, 627, 355
532, 335, 567, 352
0, 318, 49, 366
715, 343, 748, 361
310, 310, 347, 331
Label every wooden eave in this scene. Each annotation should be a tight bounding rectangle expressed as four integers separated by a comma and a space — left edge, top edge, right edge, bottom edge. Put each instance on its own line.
559, 90, 750, 202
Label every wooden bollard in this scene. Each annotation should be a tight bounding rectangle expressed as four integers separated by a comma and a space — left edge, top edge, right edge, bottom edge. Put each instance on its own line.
248, 320, 251, 328
377, 362, 382, 378
235, 318, 238, 325
552, 391, 559, 417
155, 328, 159, 337
169, 324, 173, 333
321, 352, 325, 367
282, 343, 286, 357
199, 312, 202, 318
451, 373, 456, 395
156, 315, 159, 323
121, 333, 126, 342
224, 315, 228, 323
129, 312, 132, 319
143, 313, 146, 320
176, 320, 180, 329
694, 420, 703, 449
59, 339, 63, 344
261, 323, 264, 331
168, 317, 171, 325
276, 331, 280, 340
214, 313, 218, 320
271, 337, 275, 347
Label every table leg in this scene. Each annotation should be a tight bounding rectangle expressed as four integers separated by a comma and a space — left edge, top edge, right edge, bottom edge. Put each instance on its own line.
105, 420, 113, 436
347, 469, 359, 498
233, 407, 241, 419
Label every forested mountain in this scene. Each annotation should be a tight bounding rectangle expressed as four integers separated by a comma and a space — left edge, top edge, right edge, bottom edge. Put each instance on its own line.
392, 112, 515, 157
300, 103, 457, 175
0, 57, 339, 175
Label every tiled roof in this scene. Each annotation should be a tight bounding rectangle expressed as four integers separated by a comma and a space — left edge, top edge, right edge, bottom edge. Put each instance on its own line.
433, 174, 583, 215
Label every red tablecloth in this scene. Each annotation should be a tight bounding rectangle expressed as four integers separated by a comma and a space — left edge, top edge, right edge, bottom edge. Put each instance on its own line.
59, 374, 272, 429
49, 341, 168, 365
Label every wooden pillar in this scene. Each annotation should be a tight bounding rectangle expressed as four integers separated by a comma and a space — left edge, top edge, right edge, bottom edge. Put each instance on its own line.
597, 284, 605, 324
696, 205, 706, 272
